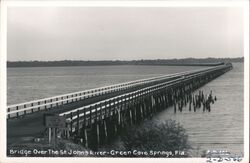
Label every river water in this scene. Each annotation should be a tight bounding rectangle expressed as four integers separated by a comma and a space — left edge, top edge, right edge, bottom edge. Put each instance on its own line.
152, 63, 244, 156
7, 63, 244, 157
7, 65, 209, 105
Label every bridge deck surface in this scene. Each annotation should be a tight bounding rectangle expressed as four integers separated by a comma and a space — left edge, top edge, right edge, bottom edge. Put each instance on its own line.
7, 88, 140, 145
7, 65, 231, 146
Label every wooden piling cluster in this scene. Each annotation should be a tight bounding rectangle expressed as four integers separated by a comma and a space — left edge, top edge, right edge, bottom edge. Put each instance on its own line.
191, 90, 216, 112
173, 89, 218, 113
60, 64, 232, 150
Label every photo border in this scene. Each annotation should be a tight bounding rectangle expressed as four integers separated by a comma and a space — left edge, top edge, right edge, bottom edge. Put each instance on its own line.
0, 1, 249, 163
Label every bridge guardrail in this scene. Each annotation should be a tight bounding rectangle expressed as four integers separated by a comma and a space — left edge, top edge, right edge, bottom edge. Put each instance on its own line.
7, 64, 232, 119
59, 64, 232, 131
6, 73, 181, 118
7, 72, 188, 119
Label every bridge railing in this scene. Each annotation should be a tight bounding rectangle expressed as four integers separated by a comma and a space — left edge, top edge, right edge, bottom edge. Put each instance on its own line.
6, 74, 177, 118
7, 64, 232, 119
6, 72, 188, 119
59, 64, 232, 131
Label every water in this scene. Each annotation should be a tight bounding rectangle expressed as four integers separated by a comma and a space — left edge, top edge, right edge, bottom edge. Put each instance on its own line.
7, 65, 208, 105
152, 62, 244, 156
7, 63, 244, 157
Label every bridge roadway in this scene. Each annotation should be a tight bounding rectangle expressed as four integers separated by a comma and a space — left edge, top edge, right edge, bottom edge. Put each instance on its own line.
7, 64, 232, 146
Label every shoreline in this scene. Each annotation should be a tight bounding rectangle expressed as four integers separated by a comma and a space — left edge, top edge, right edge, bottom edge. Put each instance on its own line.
6, 58, 243, 68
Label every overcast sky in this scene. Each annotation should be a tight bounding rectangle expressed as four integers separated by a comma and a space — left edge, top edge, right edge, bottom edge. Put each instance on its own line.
7, 7, 244, 61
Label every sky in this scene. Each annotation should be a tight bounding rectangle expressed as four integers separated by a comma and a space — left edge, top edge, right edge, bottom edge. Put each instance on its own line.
7, 7, 244, 61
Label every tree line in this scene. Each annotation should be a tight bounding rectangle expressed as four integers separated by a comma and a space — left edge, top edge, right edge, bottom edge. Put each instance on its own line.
7, 57, 243, 67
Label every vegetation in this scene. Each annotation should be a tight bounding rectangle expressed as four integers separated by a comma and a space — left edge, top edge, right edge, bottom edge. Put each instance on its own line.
121, 119, 191, 157
7, 57, 243, 67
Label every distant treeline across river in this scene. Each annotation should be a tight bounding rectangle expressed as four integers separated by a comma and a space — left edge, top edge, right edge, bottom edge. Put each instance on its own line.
7, 57, 243, 67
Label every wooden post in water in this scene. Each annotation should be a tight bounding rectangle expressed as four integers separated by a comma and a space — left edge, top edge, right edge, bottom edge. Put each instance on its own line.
189, 99, 192, 111
84, 128, 88, 148
70, 112, 73, 135
174, 100, 176, 113
203, 97, 206, 112
95, 104, 98, 123
140, 100, 143, 120
96, 122, 100, 148
129, 106, 133, 125
77, 109, 80, 135
134, 101, 137, 124
48, 127, 52, 143
104, 120, 108, 143
151, 95, 154, 113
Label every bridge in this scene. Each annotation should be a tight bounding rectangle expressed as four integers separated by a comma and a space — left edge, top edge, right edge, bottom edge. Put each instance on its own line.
7, 63, 233, 150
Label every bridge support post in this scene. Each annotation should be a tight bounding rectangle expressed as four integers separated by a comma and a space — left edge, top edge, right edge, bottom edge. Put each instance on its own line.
96, 123, 100, 148
40, 64, 232, 150
103, 120, 108, 143
48, 127, 52, 143
174, 100, 176, 113
129, 108, 133, 125
133, 104, 137, 124
140, 102, 143, 121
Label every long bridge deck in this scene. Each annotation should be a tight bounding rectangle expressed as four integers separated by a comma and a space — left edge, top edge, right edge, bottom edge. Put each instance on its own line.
7, 63, 233, 149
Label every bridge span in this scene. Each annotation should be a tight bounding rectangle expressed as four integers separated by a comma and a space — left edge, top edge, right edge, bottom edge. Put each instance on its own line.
7, 63, 233, 149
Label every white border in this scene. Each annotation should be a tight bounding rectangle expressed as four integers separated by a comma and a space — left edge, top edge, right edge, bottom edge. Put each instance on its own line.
243, 3, 249, 163
4, 0, 248, 7
0, 0, 7, 163
0, 1, 249, 163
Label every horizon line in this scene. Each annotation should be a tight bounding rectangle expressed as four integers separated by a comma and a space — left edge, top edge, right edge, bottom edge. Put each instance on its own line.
7, 56, 244, 62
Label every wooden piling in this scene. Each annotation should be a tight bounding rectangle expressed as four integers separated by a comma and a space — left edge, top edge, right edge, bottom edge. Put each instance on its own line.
96, 123, 100, 148
62, 64, 231, 149
84, 128, 88, 148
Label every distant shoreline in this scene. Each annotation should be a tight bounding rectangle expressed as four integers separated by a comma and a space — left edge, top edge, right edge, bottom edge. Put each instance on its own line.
7, 57, 243, 68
